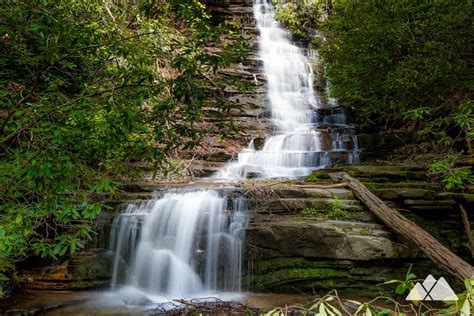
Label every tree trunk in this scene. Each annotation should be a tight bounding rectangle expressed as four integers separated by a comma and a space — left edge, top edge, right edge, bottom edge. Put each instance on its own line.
459, 204, 474, 258
329, 172, 474, 281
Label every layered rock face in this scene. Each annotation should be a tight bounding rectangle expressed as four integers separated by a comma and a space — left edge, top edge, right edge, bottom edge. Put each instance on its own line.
242, 164, 473, 295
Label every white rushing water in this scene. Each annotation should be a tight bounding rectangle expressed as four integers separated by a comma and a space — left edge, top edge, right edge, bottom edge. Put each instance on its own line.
216, 0, 359, 180
107, 0, 359, 304
109, 190, 247, 299
254, 1, 320, 132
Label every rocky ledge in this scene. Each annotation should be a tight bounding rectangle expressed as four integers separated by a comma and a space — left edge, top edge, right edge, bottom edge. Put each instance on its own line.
242, 163, 473, 295
17, 163, 473, 296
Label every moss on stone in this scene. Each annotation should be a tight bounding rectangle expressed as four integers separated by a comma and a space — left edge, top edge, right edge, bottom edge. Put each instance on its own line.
244, 265, 396, 296
244, 267, 346, 292
253, 257, 352, 275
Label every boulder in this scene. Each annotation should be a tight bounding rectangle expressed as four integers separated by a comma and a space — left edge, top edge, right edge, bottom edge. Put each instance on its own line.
245, 219, 416, 260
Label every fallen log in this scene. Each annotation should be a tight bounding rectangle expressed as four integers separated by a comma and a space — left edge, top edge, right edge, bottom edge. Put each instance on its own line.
329, 172, 474, 281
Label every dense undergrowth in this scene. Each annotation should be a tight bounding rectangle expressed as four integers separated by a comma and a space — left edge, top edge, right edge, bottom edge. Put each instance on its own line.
275, 0, 473, 151
0, 0, 249, 292
274, 0, 473, 188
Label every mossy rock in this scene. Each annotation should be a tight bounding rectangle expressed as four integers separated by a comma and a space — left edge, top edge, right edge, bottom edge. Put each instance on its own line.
243, 259, 415, 296
68, 250, 112, 281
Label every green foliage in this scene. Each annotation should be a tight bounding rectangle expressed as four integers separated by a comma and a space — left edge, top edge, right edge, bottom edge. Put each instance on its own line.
273, 0, 321, 40
320, 0, 474, 152
429, 278, 473, 315
328, 197, 343, 213
380, 265, 417, 296
301, 207, 319, 216
306, 171, 320, 183
428, 156, 474, 190
274, 2, 307, 38
0, 0, 248, 293
301, 197, 355, 219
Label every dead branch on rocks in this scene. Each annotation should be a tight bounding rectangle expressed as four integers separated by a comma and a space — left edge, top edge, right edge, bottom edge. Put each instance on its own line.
244, 180, 292, 214
148, 297, 262, 315
146, 290, 446, 315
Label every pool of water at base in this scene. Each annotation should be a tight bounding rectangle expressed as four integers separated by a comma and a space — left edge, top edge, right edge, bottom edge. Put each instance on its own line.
1, 288, 312, 315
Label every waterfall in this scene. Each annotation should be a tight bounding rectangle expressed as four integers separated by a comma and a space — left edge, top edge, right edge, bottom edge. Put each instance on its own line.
255, 0, 320, 132
110, 190, 247, 298
217, 0, 359, 179
108, 0, 359, 303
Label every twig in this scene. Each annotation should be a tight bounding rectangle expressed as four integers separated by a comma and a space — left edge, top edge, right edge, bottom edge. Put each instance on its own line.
103, 0, 116, 22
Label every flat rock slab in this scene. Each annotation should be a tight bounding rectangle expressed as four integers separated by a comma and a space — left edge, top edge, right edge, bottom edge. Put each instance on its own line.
245, 219, 417, 261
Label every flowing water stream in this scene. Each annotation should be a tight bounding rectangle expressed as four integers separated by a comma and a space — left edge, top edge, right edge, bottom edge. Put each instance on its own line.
110, 190, 247, 297
217, 0, 358, 179
106, 0, 359, 308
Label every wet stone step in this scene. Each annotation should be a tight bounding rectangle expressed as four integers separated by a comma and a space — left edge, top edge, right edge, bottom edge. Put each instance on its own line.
242, 26, 259, 35
315, 169, 428, 181
270, 187, 354, 199
372, 188, 437, 200
218, 68, 266, 81
409, 205, 457, 211
403, 199, 457, 205
245, 219, 414, 261
435, 192, 474, 203
254, 198, 365, 212
362, 182, 443, 190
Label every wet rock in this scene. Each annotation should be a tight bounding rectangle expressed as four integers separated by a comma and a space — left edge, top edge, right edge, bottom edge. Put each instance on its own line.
242, 256, 432, 295
246, 172, 261, 179
245, 220, 416, 260
255, 198, 364, 213
319, 132, 332, 151
19, 250, 112, 290
253, 137, 265, 150
373, 188, 437, 200
267, 187, 353, 200
436, 192, 474, 203
203, 151, 234, 162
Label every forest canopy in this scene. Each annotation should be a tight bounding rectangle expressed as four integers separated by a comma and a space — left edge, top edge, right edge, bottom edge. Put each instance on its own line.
275, 0, 473, 154
0, 0, 248, 286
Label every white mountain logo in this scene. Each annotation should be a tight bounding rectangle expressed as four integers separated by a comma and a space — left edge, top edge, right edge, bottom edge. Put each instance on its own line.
406, 275, 458, 301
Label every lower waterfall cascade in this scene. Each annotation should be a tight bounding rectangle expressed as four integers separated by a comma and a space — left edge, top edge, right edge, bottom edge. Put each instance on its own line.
109, 190, 247, 298
108, 0, 359, 302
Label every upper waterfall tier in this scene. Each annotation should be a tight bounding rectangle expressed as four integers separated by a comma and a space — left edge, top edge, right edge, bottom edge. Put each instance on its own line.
216, 0, 359, 180
254, 0, 319, 132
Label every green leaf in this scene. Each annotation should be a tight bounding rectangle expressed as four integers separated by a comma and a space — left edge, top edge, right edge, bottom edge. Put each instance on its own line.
59, 245, 68, 256
319, 303, 328, 316
53, 243, 63, 255
395, 283, 407, 295
381, 280, 402, 285
460, 299, 470, 316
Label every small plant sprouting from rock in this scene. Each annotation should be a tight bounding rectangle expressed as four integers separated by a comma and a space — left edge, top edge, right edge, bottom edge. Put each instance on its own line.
301, 197, 356, 219
428, 155, 474, 191
328, 198, 344, 218
380, 264, 417, 296
301, 207, 319, 217
306, 171, 320, 183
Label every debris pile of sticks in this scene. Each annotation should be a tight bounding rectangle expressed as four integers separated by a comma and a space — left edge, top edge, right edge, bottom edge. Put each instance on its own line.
149, 297, 262, 315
